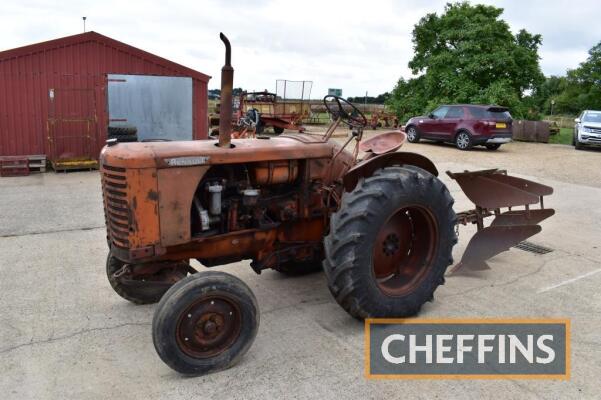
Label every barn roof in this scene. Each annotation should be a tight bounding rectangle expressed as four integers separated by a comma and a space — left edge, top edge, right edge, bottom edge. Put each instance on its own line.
0, 31, 211, 83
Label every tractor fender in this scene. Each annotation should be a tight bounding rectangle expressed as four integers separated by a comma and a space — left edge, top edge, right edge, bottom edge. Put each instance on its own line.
342, 151, 438, 192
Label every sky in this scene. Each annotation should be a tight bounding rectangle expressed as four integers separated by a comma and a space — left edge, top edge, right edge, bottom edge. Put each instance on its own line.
0, 0, 599, 98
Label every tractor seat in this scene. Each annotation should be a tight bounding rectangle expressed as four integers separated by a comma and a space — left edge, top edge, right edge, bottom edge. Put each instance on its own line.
359, 131, 406, 154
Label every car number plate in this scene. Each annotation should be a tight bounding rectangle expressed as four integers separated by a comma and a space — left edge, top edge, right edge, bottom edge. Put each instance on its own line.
496, 122, 507, 129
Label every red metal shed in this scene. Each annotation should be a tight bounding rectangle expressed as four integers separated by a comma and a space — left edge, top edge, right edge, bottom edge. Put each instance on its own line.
0, 31, 210, 170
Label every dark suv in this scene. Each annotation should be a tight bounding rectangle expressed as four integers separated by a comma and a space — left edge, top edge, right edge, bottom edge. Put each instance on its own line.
405, 105, 513, 150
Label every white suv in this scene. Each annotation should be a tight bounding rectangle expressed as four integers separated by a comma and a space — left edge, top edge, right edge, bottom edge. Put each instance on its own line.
574, 110, 601, 150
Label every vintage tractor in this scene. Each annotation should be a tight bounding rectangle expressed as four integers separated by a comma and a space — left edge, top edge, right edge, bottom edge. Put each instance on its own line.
100, 34, 554, 375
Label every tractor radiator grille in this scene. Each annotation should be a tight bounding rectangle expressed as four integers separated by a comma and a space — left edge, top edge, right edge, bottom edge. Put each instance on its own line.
101, 164, 130, 249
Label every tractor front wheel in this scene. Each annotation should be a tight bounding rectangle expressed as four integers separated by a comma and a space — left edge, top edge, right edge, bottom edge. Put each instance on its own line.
106, 252, 188, 304
323, 166, 457, 318
152, 271, 259, 375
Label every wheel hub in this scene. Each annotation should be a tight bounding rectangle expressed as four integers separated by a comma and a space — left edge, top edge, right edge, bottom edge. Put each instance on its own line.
372, 206, 437, 296
382, 233, 400, 256
177, 295, 241, 358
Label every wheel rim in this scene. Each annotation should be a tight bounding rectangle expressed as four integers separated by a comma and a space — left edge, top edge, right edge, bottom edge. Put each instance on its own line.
407, 128, 416, 140
372, 206, 438, 297
457, 133, 469, 148
176, 294, 242, 358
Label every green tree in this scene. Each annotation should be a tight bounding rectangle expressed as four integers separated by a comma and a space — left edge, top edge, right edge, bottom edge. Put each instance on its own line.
555, 41, 601, 114
388, 2, 544, 122
532, 76, 568, 114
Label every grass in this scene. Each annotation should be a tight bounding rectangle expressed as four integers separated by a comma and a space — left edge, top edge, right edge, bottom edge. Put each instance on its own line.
548, 127, 573, 145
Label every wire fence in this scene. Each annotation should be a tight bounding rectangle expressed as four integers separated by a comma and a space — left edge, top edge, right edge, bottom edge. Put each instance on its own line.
543, 115, 577, 129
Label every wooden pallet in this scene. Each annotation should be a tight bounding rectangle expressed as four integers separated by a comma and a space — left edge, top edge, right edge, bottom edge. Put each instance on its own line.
0, 157, 29, 177
26, 155, 47, 172
0, 155, 47, 176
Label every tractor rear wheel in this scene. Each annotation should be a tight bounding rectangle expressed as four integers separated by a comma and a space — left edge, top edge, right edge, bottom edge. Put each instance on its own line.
323, 166, 456, 318
106, 252, 188, 304
152, 271, 259, 375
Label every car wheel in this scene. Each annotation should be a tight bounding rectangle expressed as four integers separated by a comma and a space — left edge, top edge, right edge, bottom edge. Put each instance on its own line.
455, 131, 473, 150
406, 126, 420, 143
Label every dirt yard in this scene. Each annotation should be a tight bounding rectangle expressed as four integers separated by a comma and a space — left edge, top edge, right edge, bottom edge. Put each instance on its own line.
1, 133, 600, 399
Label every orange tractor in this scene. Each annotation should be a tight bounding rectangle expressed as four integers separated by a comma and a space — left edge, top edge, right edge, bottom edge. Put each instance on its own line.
100, 34, 554, 375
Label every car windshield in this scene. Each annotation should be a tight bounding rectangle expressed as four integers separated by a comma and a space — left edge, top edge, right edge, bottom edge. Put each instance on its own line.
582, 112, 601, 123
469, 107, 511, 120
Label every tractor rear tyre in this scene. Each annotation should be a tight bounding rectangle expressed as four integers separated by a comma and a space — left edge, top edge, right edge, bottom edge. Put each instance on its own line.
106, 252, 188, 305
152, 271, 259, 375
323, 166, 457, 319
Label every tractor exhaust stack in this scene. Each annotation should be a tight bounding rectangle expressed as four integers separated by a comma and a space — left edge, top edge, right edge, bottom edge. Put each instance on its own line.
218, 33, 233, 148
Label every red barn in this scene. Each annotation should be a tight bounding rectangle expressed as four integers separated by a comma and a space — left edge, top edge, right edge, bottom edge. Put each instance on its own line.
0, 31, 210, 170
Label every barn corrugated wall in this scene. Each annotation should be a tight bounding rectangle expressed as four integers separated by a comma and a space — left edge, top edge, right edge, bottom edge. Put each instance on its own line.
0, 32, 209, 160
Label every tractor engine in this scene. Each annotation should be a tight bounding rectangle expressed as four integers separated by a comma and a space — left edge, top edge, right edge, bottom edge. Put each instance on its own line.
190, 160, 322, 238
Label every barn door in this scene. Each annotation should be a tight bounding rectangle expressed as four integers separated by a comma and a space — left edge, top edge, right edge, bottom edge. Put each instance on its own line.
47, 88, 97, 163
107, 74, 193, 141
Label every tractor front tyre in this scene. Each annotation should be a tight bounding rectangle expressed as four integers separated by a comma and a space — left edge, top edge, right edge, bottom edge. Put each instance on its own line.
152, 271, 259, 375
323, 166, 457, 319
106, 252, 188, 305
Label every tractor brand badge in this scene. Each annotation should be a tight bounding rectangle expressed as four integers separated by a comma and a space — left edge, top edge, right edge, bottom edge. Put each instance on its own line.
165, 156, 211, 167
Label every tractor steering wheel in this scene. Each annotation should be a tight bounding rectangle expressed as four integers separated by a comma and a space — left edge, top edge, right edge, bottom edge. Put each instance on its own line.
323, 95, 367, 128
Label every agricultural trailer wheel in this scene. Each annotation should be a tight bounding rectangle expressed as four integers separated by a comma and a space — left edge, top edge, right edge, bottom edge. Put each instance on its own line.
405, 126, 420, 143
106, 252, 188, 304
323, 165, 456, 319
273, 126, 285, 134
152, 271, 259, 375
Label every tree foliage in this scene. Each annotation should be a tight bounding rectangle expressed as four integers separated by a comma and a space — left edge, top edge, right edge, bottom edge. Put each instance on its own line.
537, 42, 601, 115
387, 2, 544, 122
347, 92, 390, 104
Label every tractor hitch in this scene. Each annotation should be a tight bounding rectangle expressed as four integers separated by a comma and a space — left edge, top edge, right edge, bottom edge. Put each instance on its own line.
447, 169, 554, 274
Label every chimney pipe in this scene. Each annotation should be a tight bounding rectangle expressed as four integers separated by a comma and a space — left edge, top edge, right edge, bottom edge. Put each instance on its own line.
218, 33, 233, 148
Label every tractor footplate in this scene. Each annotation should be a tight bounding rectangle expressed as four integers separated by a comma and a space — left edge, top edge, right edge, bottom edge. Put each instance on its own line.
447, 169, 554, 274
